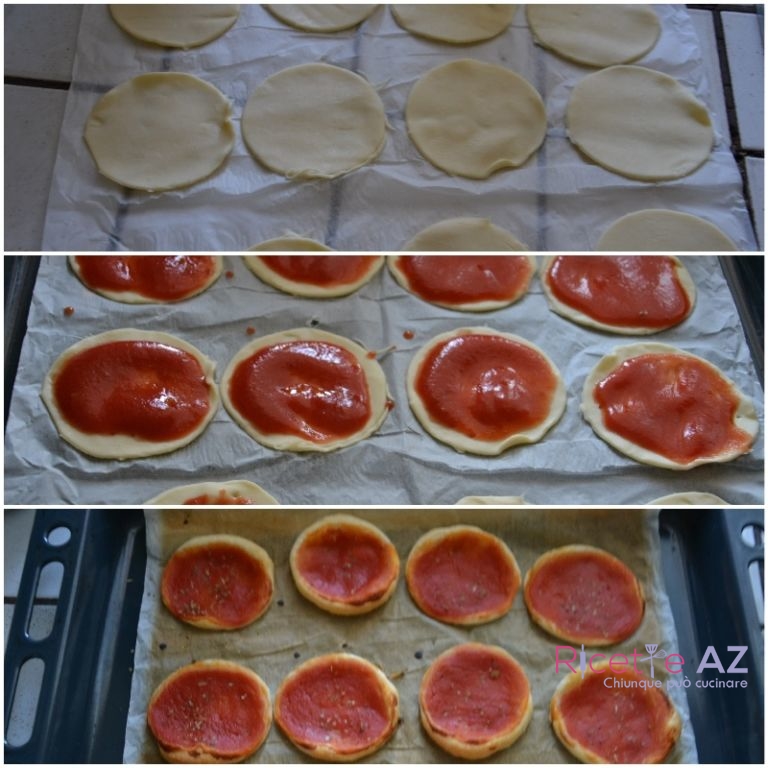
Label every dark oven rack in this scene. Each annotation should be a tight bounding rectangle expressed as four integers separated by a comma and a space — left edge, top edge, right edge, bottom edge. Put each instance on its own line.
3, 508, 764, 763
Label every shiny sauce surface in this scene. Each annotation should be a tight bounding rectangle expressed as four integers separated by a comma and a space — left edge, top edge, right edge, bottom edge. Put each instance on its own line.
594, 353, 751, 463
258, 256, 379, 287
415, 334, 557, 440
546, 256, 690, 328
398, 255, 532, 304
228, 341, 372, 443
74, 255, 217, 300
53, 340, 211, 441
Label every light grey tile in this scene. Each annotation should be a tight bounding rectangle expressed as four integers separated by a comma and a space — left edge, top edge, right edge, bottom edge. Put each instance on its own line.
723, 11, 764, 152
4, 4, 82, 82
746, 156, 764, 248
4, 509, 34, 598
4, 85, 68, 251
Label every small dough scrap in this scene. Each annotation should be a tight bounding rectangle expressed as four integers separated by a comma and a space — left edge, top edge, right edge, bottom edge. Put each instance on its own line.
567, 65, 714, 181
84, 73, 234, 192
647, 492, 729, 506
406, 59, 546, 179
597, 209, 738, 251
146, 480, 279, 505
527, 5, 660, 67
242, 63, 386, 179
392, 5, 517, 44
266, 4, 378, 32
109, 5, 240, 48
402, 217, 527, 251
248, 237, 331, 252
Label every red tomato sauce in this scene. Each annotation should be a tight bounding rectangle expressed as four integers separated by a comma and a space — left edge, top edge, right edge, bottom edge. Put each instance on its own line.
546, 256, 690, 328
53, 341, 212, 441
398, 255, 532, 304
184, 491, 253, 505
74, 255, 218, 301
593, 353, 751, 463
415, 334, 557, 441
228, 341, 372, 443
258, 256, 379, 287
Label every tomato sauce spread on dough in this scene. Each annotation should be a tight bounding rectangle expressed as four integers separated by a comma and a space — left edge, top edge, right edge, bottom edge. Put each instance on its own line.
398, 255, 531, 304
409, 531, 518, 621
415, 334, 557, 441
558, 670, 675, 763
423, 646, 528, 741
278, 657, 392, 752
163, 541, 272, 627
547, 256, 690, 328
148, 666, 268, 756
258, 256, 379, 287
228, 341, 372, 443
184, 491, 252, 505
296, 525, 394, 605
594, 353, 751, 463
526, 550, 642, 641
74, 255, 218, 301
53, 341, 211, 441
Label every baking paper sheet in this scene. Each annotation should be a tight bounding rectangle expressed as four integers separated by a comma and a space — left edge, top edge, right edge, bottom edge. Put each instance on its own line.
4, 255, 763, 505
123, 507, 698, 763
41, 4, 757, 251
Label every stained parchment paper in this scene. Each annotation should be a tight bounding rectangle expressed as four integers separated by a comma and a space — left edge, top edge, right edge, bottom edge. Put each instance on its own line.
41, 5, 757, 251
4, 254, 763, 505
123, 507, 697, 763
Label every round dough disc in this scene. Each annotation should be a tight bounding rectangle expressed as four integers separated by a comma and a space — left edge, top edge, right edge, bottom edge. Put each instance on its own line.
647, 492, 728, 506
266, 4, 378, 32
597, 209, 738, 251
248, 237, 331, 252
526, 5, 661, 67
242, 63, 386, 179
109, 5, 240, 48
392, 5, 517, 44
84, 73, 234, 192
406, 59, 546, 179
567, 65, 714, 181
402, 217, 527, 251
146, 480, 279, 505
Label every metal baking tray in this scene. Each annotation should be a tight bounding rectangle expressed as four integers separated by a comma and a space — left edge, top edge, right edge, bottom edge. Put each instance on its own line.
4, 507, 763, 763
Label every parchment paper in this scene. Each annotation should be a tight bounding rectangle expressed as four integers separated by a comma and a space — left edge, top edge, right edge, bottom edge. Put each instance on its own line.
4, 254, 763, 505
41, 5, 757, 251
123, 507, 698, 763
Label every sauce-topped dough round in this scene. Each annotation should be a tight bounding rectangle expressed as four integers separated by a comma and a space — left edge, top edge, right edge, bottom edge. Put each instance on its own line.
41, 329, 217, 460
222, 329, 389, 452
406, 59, 546, 179
290, 515, 399, 615
407, 328, 565, 455
551, 661, 681, 763
69, 255, 222, 303
543, 255, 695, 334
147, 480, 278, 505
244, 255, 384, 298
407, 525, 520, 625
147, 660, 271, 763
524, 545, 644, 645
161, 534, 274, 629
389, 255, 535, 311
582, 343, 758, 469
275, 653, 399, 761
420, 643, 532, 759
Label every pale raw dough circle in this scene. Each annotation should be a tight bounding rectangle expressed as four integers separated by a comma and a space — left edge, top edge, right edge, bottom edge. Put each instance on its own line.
266, 4, 378, 32
392, 5, 517, 44
248, 237, 331, 252
567, 65, 714, 181
526, 5, 660, 67
41, 329, 218, 460
456, 496, 527, 505
597, 210, 738, 251
402, 217, 527, 251
222, 328, 390, 452
109, 5, 240, 48
647, 492, 728, 506
146, 480, 279, 505
242, 63, 386, 179
406, 59, 546, 179
408, 327, 566, 456
84, 73, 234, 192
581, 342, 759, 470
